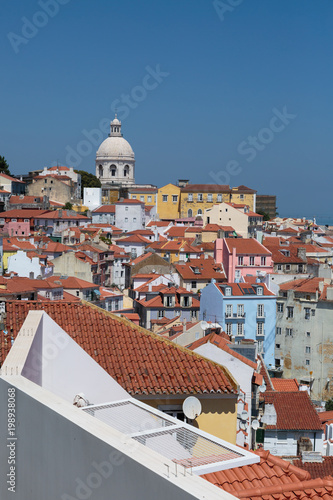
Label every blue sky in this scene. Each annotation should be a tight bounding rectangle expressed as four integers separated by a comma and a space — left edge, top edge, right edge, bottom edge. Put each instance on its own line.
1, 0, 332, 217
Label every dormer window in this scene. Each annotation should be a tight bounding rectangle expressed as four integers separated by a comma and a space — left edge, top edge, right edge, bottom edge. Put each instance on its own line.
225, 287, 232, 296
257, 287, 263, 295
164, 295, 174, 307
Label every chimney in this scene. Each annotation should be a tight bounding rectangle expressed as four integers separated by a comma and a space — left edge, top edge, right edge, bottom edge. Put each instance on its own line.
297, 247, 306, 261
183, 318, 187, 333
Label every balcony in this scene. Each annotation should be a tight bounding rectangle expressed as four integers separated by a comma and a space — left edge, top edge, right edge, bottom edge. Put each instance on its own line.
256, 312, 266, 320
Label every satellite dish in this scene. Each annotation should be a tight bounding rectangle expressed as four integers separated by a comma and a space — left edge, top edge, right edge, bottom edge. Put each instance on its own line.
239, 421, 247, 431
183, 397, 202, 420
259, 383, 266, 393
252, 419, 260, 430
201, 321, 209, 330
241, 410, 249, 421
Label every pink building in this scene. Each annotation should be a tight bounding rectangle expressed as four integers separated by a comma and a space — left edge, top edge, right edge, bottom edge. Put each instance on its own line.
215, 238, 273, 282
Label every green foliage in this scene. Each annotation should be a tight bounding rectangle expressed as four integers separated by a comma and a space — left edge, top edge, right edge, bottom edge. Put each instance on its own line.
0, 156, 11, 176
75, 169, 101, 198
325, 398, 333, 411
64, 202, 73, 210
100, 236, 112, 245
257, 209, 271, 221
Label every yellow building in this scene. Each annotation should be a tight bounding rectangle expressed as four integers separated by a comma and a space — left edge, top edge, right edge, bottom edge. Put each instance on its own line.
230, 185, 256, 211
180, 184, 256, 218
128, 186, 157, 207
156, 183, 180, 220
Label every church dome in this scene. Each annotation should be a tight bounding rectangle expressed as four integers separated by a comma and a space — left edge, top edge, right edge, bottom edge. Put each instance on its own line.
96, 114, 135, 159
96, 136, 134, 158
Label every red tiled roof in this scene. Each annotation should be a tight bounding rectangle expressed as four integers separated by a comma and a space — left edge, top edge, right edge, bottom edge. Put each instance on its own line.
292, 456, 333, 480
202, 449, 333, 500
279, 277, 324, 294
130, 252, 153, 266
115, 198, 144, 204
263, 391, 323, 430
147, 221, 170, 227
175, 257, 226, 281
34, 210, 89, 220
48, 276, 97, 289
116, 234, 151, 244
92, 205, 116, 213
224, 238, 271, 255
0, 173, 25, 183
271, 378, 299, 392
0, 209, 49, 218
215, 282, 274, 297
318, 410, 333, 424
1, 301, 238, 396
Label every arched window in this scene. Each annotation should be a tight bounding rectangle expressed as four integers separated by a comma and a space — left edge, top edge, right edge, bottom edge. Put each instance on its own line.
124, 165, 130, 177
110, 164, 117, 177
187, 209, 193, 217
98, 165, 103, 177
197, 209, 202, 216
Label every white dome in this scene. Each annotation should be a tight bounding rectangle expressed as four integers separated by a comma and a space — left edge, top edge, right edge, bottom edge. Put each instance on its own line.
96, 136, 134, 159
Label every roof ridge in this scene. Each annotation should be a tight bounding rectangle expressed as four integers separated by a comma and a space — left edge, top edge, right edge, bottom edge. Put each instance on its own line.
82, 300, 238, 392
236, 476, 333, 498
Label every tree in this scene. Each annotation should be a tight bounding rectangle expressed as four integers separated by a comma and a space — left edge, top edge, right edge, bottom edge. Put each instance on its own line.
64, 202, 73, 210
257, 209, 271, 221
0, 156, 11, 176
325, 398, 333, 411
75, 170, 101, 198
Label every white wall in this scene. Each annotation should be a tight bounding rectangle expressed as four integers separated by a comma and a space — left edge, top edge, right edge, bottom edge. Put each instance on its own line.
84, 188, 102, 210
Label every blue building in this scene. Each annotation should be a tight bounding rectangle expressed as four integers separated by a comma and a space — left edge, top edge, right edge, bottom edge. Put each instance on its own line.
200, 280, 276, 368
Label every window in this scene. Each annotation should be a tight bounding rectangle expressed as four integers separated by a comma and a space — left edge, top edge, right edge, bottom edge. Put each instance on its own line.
250, 256, 255, 266
257, 322, 264, 336
140, 196, 145, 202
207, 193, 213, 202
286, 328, 293, 336
256, 287, 263, 296
305, 307, 310, 320
187, 209, 193, 217
172, 195, 178, 203
147, 196, 152, 202
285, 264, 291, 271
188, 193, 193, 202
132, 195, 137, 199
261, 257, 266, 266
276, 327, 281, 335
197, 209, 202, 216
226, 323, 232, 335
306, 331, 311, 337
277, 264, 282, 271
191, 310, 197, 319
158, 310, 164, 318
311, 309, 315, 316
257, 304, 264, 317
217, 194, 222, 202
238, 256, 243, 266
197, 193, 203, 202
226, 304, 233, 317
298, 264, 303, 273
133, 218, 137, 222
305, 346, 311, 354
124, 217, 128, 223
237, 323, 244, 336
276, 343, 281, 349
191, 281, 197, 289
165, 295, 174, 307
277, 303, 284, 313
125, 206, 128, 211
182, 296, 190, 307
162, 195, 168, 202
240, 194, 244, 201
287, 306, 294, 318
76, 291, 80, 297
237, 304, 244, 317
225, 287, 231, 296
305, 359, 310, 366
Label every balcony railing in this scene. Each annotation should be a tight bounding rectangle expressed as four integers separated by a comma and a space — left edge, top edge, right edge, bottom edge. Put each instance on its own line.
225, 312, 246, 318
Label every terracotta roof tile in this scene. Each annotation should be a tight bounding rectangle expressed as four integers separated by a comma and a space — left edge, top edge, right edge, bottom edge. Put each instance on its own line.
263, 391, 323, 431
202, 449, 333, 499
225, 238, 271, 255
1, 301, 238, 396
292, 457, 333, 480
270, 378, 299, 392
